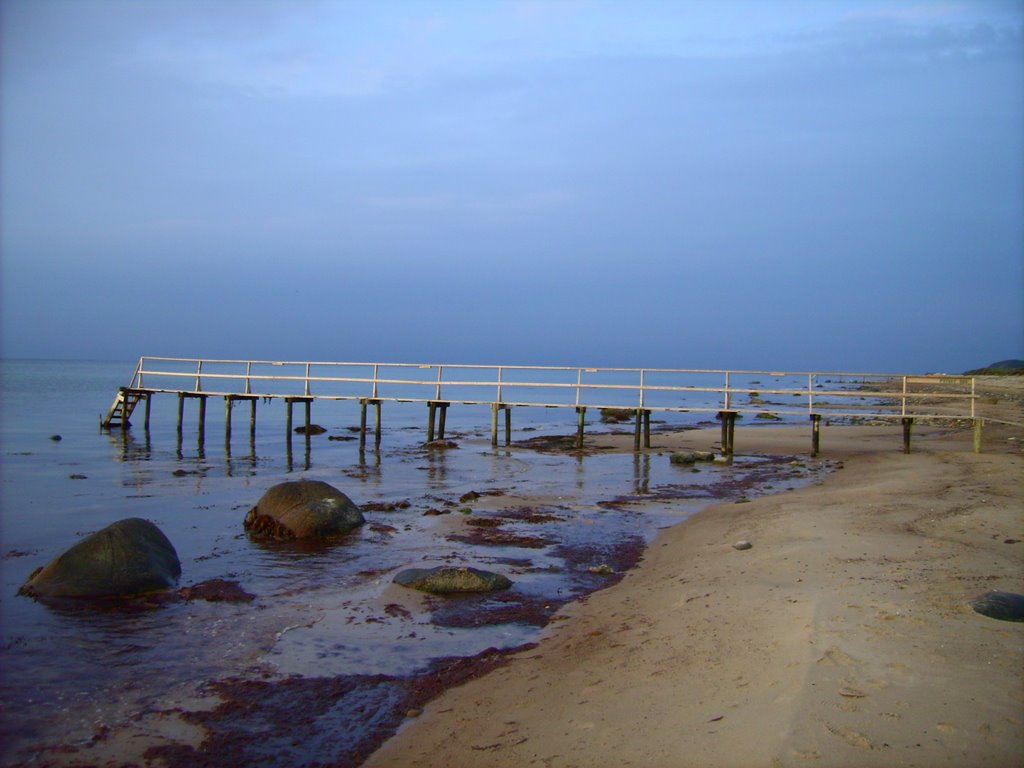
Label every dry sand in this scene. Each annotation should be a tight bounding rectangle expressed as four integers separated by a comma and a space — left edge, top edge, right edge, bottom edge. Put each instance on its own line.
365, 382, 1024, 768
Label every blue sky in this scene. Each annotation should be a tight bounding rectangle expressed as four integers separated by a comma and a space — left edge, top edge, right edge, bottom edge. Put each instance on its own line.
1, 0, 1021, 373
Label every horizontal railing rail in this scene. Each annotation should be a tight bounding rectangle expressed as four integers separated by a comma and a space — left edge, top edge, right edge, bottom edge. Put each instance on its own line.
121, 356, 983, 423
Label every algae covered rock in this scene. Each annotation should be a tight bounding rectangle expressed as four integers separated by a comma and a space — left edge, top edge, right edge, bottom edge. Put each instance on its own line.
393, 566, 512, 594
244, 480, 364, 540
19, 517, 181, 600
670, 450, 716, 465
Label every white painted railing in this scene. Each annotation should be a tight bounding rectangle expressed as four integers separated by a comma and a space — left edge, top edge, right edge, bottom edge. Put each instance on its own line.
123, 356, 979, 422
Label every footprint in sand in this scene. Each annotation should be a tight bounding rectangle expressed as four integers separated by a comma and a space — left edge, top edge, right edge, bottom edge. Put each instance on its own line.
816, 647, 858, 667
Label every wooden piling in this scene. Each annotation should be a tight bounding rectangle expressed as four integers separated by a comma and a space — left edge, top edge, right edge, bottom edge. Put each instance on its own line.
810, 413, 822, 457
225, 397, 233, 445
360, 399, 368, 452
197, 396, 207, 446
718, 411, 737, 456
491, 404, 512, 447
576, 407, 586, 449
427, 402, 437, 443
973, 418, 984, 453
177, 393, 185, 438
438, 402, 448, 440
143, 393, 152, 431
634, 409, 642, 452
901, 417, 914, 454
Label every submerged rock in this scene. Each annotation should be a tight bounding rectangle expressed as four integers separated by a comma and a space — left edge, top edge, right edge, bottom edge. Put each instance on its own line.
970, 591, 1024, 622
19, 518, 181, 600
393, 566, 512, 594
244, 480, 364, 540
670, 450, 716, 465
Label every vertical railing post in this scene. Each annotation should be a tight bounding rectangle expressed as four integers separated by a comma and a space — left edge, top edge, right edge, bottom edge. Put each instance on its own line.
970, 377, 976, 419
195, 360, 203, 392
372, 364, 379, 399
245, 362, 252, 395
724, 371, 731, 411
639, 369, 646, 409
575, 368, 583, 407
497, 366, 503, 403
808, 373, 814, 414
304, 363, 311, 397
435, 365, 443, 401
901, 376, 907, 417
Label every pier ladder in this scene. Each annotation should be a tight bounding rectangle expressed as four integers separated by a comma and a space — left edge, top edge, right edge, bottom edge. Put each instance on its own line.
102, 387, 147, 429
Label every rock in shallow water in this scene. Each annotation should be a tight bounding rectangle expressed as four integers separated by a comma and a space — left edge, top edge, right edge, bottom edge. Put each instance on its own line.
393, 566, 512, 594
19, 518, 181, 600
244, 480, 364, 540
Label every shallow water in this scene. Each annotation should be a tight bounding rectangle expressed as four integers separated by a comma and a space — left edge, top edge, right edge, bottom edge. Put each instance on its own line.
0, 359, 829, 763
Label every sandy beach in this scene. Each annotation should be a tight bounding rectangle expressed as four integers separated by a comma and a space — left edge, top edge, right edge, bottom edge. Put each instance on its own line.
365, 381, 1024, 767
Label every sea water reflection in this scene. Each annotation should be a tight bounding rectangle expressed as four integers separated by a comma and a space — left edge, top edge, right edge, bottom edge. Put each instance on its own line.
0, 362, 828, 761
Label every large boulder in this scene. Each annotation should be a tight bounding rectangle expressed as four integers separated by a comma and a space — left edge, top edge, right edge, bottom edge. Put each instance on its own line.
244, 480, 364, 540
393, 566, 512, 594
19, 518, 181, 600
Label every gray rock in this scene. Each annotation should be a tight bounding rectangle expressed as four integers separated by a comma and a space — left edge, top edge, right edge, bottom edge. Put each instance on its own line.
19, 518, 181, 600
393, 566, 512, 594
670, 450, 716, 465
970, 591, 1024, 622
732, 540, 753, 550
244, 480, 364, 540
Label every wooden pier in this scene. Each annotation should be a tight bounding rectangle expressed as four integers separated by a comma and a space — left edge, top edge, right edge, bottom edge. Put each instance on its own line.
102, 357, 990, 456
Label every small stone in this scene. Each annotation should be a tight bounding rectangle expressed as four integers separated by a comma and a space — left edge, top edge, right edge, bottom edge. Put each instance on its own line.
588, 564, 614, 575
49, 435, 62, 442
406, 709, 422, 718
732, 540, 753, 550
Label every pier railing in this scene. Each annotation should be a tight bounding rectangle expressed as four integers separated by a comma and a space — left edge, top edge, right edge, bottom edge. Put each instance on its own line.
101, 356, 988, 456
120, 356, 977, 421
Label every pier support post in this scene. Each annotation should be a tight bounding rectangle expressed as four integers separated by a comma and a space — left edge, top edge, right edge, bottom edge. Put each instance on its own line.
634, 409, 642, 452
177, 393, 185, 438
644, 409, 651, 449
576, 407, 586, 449
718, 411, 737, 456
810, 414, 822, 457
901, 417, 914, 454
427, 401, 449, 443
374, 400, 382, 448
360, 399, 368, 453
633, 409, 651, 451
225, 397, 233, 446
491, 404, 512, 447
197, 396, 207, 446
249, 398, 257, 443
973, 418, 984, 453
143, 393, 152, 432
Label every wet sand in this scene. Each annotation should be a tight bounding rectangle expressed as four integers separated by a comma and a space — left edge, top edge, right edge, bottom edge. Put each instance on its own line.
365, 384, 1024, 767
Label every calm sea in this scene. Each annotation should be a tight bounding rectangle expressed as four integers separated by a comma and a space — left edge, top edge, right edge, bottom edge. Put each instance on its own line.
0, 358, 823, 764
